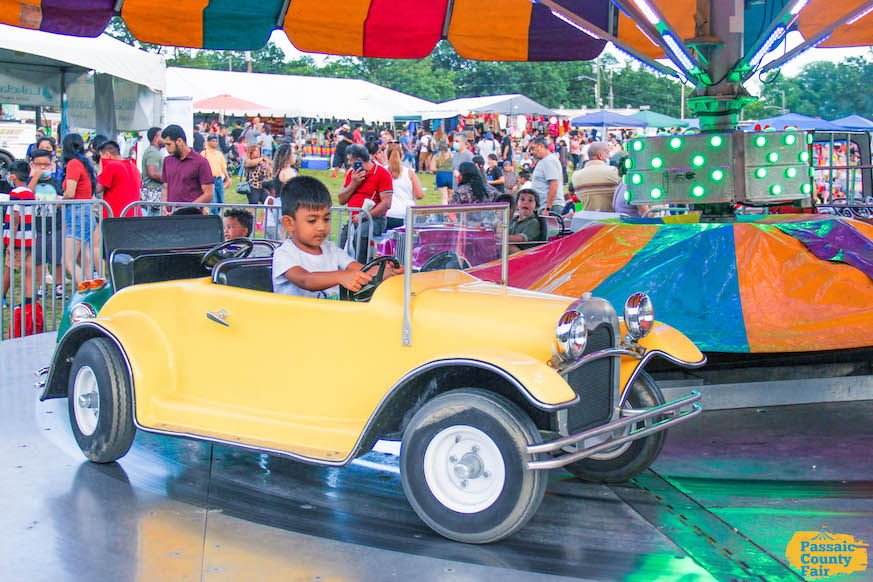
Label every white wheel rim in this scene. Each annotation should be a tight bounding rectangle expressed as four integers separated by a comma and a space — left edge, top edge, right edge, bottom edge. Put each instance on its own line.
73, 366, 100, 436
423, 425, 506, 514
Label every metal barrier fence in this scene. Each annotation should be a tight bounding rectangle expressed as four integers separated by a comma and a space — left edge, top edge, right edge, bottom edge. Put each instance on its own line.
1, 199, 113, 341
119, 201, 374, 259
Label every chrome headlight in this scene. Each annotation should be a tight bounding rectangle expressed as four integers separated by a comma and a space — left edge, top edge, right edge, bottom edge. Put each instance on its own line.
624, 293, 654, 339
554, 310, 587, 362
69, 303, 96, 325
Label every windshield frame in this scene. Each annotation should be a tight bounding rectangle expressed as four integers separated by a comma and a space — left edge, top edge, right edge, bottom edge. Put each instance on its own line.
402, 203, 511, 346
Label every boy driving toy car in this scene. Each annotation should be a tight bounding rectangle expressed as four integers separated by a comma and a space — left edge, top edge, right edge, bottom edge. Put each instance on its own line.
272, 176, 402, 299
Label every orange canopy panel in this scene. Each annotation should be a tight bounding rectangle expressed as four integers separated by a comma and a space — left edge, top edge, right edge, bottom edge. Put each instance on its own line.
797, 0, 873, 49
0, 0, 610, 60
615, 1, 697, 59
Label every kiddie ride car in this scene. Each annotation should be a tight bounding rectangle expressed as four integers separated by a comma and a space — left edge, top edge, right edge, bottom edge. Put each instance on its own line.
36, 203, 704, 544
376, 211, 568, 270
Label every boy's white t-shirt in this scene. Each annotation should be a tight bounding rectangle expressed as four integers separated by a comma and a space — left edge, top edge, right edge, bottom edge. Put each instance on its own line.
272, 239, 355, 299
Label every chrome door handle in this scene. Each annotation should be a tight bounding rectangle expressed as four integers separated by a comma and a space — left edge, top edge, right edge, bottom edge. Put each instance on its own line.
206, 310, 229, 326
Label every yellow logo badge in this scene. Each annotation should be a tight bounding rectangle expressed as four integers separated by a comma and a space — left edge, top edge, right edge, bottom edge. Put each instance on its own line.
785, 529, 868, 579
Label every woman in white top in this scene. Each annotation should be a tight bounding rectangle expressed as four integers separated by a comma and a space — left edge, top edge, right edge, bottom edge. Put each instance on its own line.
385, 143, 425, 229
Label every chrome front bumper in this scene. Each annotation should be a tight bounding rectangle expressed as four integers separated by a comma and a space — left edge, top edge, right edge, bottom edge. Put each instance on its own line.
526, 390, 701, 470
34, 367, 48, 390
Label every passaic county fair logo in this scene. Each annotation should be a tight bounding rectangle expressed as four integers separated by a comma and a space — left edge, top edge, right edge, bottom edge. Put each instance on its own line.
785, 529, 868, 579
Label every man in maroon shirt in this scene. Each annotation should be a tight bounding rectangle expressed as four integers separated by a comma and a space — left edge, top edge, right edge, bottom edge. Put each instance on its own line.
338, 143, 393, 263
96, 141, 142, 218
160, 124, 213, 214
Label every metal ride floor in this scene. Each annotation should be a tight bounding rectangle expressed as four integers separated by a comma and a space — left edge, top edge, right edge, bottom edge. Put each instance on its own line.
2, 335, 871, 582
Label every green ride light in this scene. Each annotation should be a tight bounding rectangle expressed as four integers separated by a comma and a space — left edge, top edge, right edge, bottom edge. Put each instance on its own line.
711, 169, 724, 181
754, 136, 767, 148
784, 134, 797, 145
669, 137, 682, 150
651, 157, 663, 169
624, 189, 631, 202
770, 184, 782, 195
809, 166, 815, 178
799, 151, 810, 162
785, 167, 797, 178
691, 155, 705, 167
806, 133, 813, 144
755, 168, 767, 179
767, 152, 779, 163
650, 187, 662, 199
631, 173, 643, 185
692, 185, 705, 198
624, 158, 634, 169
710, 135, 723, 148
632, 140, 644, 152
801, 183, 812, 194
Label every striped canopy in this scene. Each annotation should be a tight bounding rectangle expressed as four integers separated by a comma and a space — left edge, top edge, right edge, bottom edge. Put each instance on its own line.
471, 215, 873, 354
0, 0, 609, 61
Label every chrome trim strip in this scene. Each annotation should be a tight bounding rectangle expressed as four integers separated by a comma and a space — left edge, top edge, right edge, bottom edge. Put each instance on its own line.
526, 391, 702, 469
553, 347, 641, 376
620, 350, 708, 407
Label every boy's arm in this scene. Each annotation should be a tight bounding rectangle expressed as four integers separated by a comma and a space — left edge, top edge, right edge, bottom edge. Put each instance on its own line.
283, 266, 371, 292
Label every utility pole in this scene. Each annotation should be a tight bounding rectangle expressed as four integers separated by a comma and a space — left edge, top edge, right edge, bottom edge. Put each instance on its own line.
608, 70, 614, 109
228, 56, 232, 72
595, 60, 603, 109
245, 51, 252, 73
781, 89, 787, 114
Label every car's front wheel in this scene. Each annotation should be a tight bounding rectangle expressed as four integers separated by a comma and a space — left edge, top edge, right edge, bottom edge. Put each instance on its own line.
400, 389, 547, 544
67, 338, 136, 463
564, 372, 666, 483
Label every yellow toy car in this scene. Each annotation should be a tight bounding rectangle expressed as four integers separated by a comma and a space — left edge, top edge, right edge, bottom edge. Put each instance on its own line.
37, 204, 704, 544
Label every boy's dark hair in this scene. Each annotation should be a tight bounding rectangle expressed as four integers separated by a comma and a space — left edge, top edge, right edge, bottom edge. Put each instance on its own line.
518, 169, 532, 181
517, 187, 540, 208
488, 153, 499, 161
30, 148, 53, 163
9, 160, 29, 183
223, 208, 253, 236
472, 155, 485, 167
147, 127, 161, 143
172, 206, 204, 216
494, 193, 516, 215
162, 124, 187, 144
365, 141, 379, 156
97, 140, 120, 156
280, 176, 331, 218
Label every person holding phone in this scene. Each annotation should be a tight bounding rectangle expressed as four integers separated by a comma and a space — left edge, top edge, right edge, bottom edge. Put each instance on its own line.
337, 144, 393, 263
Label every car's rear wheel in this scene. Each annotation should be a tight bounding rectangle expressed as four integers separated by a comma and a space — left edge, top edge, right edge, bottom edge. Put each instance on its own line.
399, 389, 547, 544
564, 372, 666, 483
0, 152, 13, 177
67, 338, 136, 463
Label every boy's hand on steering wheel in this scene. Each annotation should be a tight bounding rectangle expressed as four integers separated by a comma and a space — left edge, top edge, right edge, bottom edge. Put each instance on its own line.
338, 269, 372, 292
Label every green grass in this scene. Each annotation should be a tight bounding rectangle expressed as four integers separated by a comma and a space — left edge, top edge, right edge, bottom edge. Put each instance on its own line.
225, 168, 443, 206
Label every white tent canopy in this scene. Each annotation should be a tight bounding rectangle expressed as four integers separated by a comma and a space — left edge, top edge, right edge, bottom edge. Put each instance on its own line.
166, 68, 436, 123
0, 24, 165, 132
419, 94, 555, 120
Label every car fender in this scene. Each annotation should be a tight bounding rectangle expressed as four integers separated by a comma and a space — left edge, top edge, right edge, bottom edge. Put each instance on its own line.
41, 316, 173, 427
618, 321, 706, 398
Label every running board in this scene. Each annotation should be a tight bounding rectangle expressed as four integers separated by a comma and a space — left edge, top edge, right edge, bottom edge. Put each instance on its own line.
660, 374, 873, 410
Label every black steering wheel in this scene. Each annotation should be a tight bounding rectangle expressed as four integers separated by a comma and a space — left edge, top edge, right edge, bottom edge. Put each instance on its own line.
340, 256, 401, 302
201, 238, 254, 270
553, 212, 566, 232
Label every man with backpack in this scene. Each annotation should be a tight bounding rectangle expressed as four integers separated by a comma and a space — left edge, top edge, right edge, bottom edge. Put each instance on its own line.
418, 131, 434, 173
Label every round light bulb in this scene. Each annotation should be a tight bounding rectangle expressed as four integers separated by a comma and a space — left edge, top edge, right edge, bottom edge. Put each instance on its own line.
785, 168, 797, 178
755, 168, 767, 179
784, 134, 797, 145
770, 184, 782, 195
755, 136, 766, 148
692, 185, 705, 197
631, 174, 643, 185
650, 187, 662, 199
710, 135, 723, 148
711, 169, 724, 181
801, 183, 812, 194
767, 152, 779, 163
692, 155, 705, 167
632, 140, 644, 151
799, 151, 810, 162
669, 137, 682, 150
651, 157, 663, 169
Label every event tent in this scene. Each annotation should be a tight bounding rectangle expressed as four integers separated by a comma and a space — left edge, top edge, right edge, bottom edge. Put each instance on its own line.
631, 110, 688, 128
832, 115, 873, 131
570, 111, 647, 128
0, 24, 165, 133
165, 67, 435, 123
192, 94, 270, 118
749, 113, 845, 132
419, 95, 555, 120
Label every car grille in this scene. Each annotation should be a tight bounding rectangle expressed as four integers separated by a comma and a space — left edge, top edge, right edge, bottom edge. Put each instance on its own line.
564, 324, 615, 434
393, 231, 406, 264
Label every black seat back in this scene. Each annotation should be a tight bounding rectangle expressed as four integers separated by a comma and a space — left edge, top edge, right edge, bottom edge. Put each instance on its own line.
110, 248, 212, 291
212, 258, 274, 293
102, 215, 223, 256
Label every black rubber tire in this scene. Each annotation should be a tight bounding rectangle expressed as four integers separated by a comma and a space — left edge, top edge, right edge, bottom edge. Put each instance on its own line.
565, 373, 666, 483
399, 389, 547, 544
0, 151, 13, 177
67, 338, 136, 463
